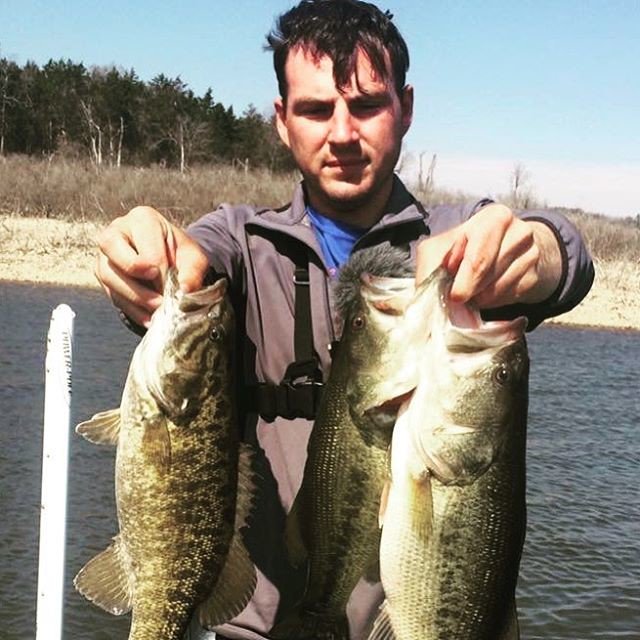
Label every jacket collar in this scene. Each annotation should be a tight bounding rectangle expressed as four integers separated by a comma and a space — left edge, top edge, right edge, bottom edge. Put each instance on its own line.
254, 175, 429, 231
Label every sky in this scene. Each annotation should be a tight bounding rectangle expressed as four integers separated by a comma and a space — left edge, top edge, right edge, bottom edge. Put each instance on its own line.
1, 0, 638, 217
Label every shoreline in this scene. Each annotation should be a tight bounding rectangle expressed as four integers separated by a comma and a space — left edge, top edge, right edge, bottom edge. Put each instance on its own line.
2, 214, 639, 332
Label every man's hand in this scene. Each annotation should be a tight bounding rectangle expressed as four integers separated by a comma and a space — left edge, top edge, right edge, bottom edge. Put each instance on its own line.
95, 206, 209, 328
416, 204, 562, 309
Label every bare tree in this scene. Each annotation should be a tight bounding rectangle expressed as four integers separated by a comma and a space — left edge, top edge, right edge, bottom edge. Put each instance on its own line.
418, 152, 437, 195
0, 58, 22, 156
510, 162, 535, 209
80, 99, 103, 167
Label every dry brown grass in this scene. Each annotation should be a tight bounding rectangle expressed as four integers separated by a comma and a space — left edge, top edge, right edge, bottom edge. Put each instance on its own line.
2, 154, 638, 260
2, 154, 639, 329
562, 209, 640, 262
0, 154, 299, 227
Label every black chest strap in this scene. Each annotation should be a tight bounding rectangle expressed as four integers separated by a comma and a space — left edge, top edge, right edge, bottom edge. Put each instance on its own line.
248, 252, 324, 422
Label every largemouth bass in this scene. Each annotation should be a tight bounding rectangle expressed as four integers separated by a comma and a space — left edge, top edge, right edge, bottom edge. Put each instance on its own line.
272, 245, 437, 640
74, 270, 256, 640
370, 267, 529, 640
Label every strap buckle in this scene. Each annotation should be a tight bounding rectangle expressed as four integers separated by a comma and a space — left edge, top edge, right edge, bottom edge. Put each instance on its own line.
293, 267, 310, 286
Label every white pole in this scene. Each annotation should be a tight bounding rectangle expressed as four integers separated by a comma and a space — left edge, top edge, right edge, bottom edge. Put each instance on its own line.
36, 304, 75, 640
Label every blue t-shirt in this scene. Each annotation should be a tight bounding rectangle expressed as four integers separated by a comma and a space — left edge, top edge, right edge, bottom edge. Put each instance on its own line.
306, 206, 367, 277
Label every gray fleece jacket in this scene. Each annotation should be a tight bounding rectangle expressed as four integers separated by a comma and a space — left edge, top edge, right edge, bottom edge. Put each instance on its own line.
179, 176, 594, 640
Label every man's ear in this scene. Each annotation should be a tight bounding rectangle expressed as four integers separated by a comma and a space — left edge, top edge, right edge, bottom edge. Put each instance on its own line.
274, 97, 290, 148
400, 84, 414, 135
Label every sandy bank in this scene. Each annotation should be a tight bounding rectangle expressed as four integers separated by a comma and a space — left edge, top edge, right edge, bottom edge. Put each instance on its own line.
1, 215, 99, 288
1, 214, 638, 331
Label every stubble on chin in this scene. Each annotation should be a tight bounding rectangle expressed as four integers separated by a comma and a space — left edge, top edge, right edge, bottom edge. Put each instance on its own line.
306, 172, 395, 225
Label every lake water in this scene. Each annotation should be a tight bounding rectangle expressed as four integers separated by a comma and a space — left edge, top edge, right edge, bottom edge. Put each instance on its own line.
1, 282, 638, 639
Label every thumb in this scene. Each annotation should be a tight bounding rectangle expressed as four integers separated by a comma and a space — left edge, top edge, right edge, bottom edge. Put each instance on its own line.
415, 228, 465, 284
173, 229, 209, 293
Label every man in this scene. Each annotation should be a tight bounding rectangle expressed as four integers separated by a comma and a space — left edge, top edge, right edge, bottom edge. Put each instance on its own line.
96, 1, 594, 638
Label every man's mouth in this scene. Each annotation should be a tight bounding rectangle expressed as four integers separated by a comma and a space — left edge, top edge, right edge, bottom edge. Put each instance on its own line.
325, 158, 367, 169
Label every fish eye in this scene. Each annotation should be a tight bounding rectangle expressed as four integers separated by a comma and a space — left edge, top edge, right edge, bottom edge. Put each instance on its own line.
209, 326, 223, 342
352, 315, 366, 331
493, 364, 510, 385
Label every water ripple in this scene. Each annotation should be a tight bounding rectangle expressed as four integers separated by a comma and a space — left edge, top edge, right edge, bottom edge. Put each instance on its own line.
1, 287, 639, 639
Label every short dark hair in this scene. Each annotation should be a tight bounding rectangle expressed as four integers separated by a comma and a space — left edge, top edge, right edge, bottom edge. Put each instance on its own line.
266, 0, 410, 101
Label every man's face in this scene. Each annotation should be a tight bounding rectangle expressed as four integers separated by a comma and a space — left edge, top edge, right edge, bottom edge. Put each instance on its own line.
275, 46, 413, 225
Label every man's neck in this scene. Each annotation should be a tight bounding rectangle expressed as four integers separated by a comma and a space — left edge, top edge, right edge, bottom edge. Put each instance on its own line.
305, 178, 394, 229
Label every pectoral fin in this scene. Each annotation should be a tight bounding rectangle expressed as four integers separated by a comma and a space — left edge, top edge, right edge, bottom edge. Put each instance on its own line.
368, 601, 397, 640
408, 473, 433, 541
73, 534, 133, 615
141, 419, 172, 471
76, 409, 121, 445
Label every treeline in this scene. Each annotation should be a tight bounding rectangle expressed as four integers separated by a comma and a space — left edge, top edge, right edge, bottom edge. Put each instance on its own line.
0, 56, 295, 172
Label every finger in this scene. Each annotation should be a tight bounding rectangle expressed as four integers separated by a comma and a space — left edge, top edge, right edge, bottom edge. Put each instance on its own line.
128, 212, 171, 287
97, 224, 159, 282
450, 235, 500, 302
96, 254, 163, 326
444, 233, 467, 273
110, 290, 155, 329
472, 254, 536, 308
469, 222, 537, 307
450, 210, 513, 302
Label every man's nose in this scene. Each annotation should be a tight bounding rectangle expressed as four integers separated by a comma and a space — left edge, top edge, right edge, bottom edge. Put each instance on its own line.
328, 104, 359, 145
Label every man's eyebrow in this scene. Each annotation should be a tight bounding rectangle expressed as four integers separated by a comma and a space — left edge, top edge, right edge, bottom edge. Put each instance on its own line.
347, 90, 392, 104
289, 97, 334, 114
347, 91, 391, 102
292, 97, 332, 107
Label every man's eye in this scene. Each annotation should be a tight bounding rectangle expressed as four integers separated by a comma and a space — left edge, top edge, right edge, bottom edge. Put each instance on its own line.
352, 102, 382, 115
301, 105, 331, 118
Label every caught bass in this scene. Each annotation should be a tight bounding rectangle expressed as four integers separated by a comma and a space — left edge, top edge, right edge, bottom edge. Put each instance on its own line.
371, 267, 529, 640
74, 270, 256, 639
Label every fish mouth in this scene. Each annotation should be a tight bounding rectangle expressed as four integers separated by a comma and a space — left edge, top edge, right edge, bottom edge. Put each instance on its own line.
367, 388, 415, 422
177, 278, 227, 314
160, 268, 228, 315
355, 271, 430, 424
431, 270, 527, 356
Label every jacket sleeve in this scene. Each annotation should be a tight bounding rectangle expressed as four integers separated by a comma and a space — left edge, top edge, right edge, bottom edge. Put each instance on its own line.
427, 200, 595, 330
186, 204, 251, 292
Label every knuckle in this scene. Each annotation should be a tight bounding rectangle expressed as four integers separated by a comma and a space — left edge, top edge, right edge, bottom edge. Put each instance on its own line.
96, 224, 119, 250
494, 206, 514, 226
529, 242, 541, 265
478, 203, 513, 225
467, 250, 491, 276
128, 205, 158, 221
